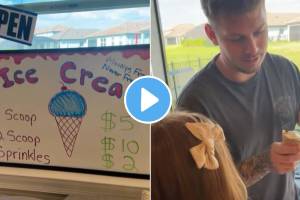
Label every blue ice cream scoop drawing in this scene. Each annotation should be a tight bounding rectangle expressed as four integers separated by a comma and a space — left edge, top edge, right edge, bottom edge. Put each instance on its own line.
49, 89, 87, 117
48, 86, 87, 157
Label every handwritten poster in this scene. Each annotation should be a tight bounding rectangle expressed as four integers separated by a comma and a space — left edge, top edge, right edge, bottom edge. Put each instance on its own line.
0, 45, 150, 176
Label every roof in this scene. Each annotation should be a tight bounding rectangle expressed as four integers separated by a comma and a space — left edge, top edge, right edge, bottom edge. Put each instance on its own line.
51, 28, 99, 40
287, 16, 300, 25
34, 21, 149, 40
87, 21, 149, 37
267, 13, 300, 26
184, 24, 207, 39
164, 24, 195, 38
35, 25, 70, 34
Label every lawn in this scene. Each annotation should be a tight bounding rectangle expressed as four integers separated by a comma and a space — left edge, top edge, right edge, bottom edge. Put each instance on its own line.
165, 41, 300, 71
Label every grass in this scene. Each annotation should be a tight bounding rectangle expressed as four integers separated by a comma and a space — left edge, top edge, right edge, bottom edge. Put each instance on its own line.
165, 41, 300, 71
268, 41, 300, 68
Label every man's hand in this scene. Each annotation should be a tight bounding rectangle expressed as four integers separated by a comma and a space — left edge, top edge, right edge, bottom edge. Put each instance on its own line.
238, 139, 300, 187
270, 142, 300, 174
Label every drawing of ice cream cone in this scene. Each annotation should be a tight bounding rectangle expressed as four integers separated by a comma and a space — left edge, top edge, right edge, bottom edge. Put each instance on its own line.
48, 86, 87, 157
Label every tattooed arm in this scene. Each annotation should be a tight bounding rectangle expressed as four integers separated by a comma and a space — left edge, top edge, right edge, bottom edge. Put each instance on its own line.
238, 150, 272, 187
239, 141, 300, 187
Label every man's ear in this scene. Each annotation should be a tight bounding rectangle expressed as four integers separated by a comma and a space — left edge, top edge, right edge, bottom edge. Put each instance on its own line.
204, 24, 218, 45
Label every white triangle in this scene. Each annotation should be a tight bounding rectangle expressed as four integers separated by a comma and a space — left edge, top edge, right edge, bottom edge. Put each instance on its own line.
141, 88, 159, 112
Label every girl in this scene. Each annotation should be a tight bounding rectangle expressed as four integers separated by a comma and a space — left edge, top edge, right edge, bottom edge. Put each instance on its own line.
151, 111, 247, 200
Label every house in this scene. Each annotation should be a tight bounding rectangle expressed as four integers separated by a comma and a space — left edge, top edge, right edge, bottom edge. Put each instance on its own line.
34, 26, 99, 49
164, 13, 300, 46
86, 21, 149, 47
51, 28, 99, 48
184, 24, 209, 41
164, 24, 195, 45
0, 21, 149, 50
267, 13, 300, 41
35, 25, 70, 38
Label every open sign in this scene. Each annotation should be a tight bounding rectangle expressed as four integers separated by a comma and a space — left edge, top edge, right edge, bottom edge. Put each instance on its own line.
0, 5, 37, 46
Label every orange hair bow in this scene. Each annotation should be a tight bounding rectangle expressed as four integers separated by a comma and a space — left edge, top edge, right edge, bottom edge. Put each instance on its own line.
185, 121, 225, 170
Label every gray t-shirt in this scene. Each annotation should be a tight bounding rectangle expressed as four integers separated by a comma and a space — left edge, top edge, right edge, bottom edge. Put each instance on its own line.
177, 53, 300, 200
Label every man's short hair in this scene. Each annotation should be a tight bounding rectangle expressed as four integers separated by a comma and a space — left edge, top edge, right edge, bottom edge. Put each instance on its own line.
201, 0, 264, 22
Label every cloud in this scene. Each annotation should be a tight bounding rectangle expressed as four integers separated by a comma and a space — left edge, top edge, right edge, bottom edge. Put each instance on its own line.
42, 13, 70, 20
158, 0, 204, 30
101, 8, 149, 21
136, 8, 150, 17
103, 11, 123, 20
70, 11, 99, 19
36, 7, 150, 29
266, 0, 300, 12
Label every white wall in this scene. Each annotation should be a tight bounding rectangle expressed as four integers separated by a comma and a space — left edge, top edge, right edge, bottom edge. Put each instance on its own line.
0, 167, 149, 200
268, 26, 289, 41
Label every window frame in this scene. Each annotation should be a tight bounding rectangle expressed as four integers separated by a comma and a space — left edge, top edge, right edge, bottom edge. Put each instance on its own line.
13, 0, 149, 14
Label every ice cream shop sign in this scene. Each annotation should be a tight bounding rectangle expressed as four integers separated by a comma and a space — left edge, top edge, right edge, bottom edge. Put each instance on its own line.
0, 46, 150, 176
0, 60, 123, 99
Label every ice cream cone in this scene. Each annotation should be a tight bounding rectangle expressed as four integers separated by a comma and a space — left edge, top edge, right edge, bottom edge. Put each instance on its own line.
282, 130, 300, 144
49, 87, 87, 157
54, 116, 82, 157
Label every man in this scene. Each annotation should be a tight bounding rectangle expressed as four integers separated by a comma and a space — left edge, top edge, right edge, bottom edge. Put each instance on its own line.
177, 0, 300, 199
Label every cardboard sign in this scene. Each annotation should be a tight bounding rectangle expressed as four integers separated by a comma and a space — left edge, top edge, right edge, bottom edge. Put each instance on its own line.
0, 5, 37, 45
0, 45, 150, 176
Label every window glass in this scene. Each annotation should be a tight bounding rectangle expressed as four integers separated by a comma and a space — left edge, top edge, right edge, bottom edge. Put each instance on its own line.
157, 0, 300, 103
157, 0, 300, 187
0, 2, 149, 50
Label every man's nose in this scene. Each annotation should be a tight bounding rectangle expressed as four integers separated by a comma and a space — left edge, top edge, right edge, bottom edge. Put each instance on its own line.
245, 36, 258, 55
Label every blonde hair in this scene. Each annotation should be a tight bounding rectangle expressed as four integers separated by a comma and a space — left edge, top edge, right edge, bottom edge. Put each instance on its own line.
151, 111, 247, 200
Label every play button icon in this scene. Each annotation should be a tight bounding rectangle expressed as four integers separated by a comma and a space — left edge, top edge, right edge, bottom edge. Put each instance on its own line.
124, 76, 172, 124
141, 88, 159, 112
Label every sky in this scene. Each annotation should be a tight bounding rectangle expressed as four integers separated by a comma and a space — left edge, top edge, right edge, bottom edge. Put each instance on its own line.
1, 0, 299, 31
0, 1, 150, 30
37, 7, 150, 30
158, 0, 300, 30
